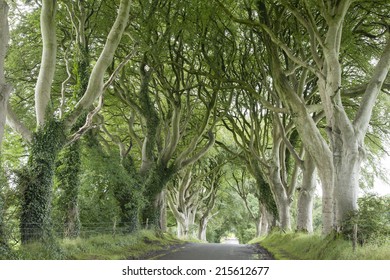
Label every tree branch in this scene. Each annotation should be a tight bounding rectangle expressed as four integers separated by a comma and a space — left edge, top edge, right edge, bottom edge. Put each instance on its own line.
66, 95, 104, 145
180, 130, 216, 168
354, 37, 390, 140
6, 102, 32, 143
35, 0, 57, 126
65, 0, 132, 128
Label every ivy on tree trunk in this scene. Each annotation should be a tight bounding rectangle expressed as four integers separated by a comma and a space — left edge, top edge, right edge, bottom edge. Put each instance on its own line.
19, 118, 65, 244
141, 165, 175, 229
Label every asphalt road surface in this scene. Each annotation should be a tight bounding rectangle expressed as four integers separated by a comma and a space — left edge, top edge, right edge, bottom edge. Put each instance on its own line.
151, 243, 274, 260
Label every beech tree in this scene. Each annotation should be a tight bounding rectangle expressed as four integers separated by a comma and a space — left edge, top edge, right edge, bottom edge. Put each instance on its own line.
197, 157, 224, 241
3, 0, 132, 243
102, 0, 228, 228
167, 166, 199, 238
1, 0, 389, 250
0, 0, 10, 246
217, 0, 390, 234
229, 168, 268, 237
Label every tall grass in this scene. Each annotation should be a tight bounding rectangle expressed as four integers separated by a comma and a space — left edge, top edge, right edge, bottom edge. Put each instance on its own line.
3, 230, 183, 260
251, 232, 390, 260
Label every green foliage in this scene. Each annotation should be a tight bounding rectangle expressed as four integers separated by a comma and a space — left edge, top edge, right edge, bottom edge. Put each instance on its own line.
10, 238, 64, 260
18, 118, 66, 243
62, 230, 181, 260
112, 156, 144, 233
4, 230, 182, 260
9, 231, 182, 260
52, 40, 91, 238
76, 142, 143, 235
206, 190, 256, 244
54, 141, 82, 238
343, 194, 390, 245
141, 164, 175, 228
0, 154, 7, 248
2, 0, 390, 261
255, 231, 390, 260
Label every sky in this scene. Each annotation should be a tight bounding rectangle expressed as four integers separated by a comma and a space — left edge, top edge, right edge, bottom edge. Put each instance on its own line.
372, 155, 390, 196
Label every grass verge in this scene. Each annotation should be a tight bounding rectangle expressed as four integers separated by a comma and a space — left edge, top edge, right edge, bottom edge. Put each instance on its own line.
5, 230, 185, 260
249, 232, 390, 260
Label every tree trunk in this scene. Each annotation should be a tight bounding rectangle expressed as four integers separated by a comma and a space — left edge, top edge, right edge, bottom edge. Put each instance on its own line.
259, 4, 335, 234
248, 159, 277, 220
157, 190, 167, 232
334, 139, 361, 229
64, 196, 80, 238
142, 166, 174, 229
35, 0, 57, 126
297, 153, 316, 233
276, 77, 334, 234
0, 84, 11, 149
56, 36, 90, 238
273, 191, 291, 231
260, 204, 271, 236
57, 142, 81, 238
20, 119, 65, 243
332, 37, 390, 230
268, 145, 291, 231
198, 216, 209, 241
255, 217, 262, 238
0, 0, 10, 148
0, 0, 9, 248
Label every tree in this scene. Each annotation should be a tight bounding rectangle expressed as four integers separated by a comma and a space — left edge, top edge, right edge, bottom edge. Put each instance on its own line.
197, 157, 224, 241
167, 166, 198, 238
106, 0, 222, 228
5, 0, 132, 243
0, 0, 11, 247
217, 0, 390, 234
296, 153, 317, 233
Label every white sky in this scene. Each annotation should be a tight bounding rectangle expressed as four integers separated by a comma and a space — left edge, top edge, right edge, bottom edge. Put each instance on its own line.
371, 155, 390, 196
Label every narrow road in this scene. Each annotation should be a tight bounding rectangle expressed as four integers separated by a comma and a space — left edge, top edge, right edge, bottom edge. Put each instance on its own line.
150, 243, 274, 260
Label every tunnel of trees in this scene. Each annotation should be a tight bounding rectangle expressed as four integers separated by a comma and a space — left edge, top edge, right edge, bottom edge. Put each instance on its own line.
0, 0, 389, 252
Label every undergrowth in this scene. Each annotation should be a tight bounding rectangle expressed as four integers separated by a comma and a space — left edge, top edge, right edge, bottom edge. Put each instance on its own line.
250, 232, 390, 260
2, 230, 183, 260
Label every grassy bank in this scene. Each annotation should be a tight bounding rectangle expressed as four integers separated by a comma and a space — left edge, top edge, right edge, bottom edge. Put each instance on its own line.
2, 230, 184, 260
250, 232, 390, 260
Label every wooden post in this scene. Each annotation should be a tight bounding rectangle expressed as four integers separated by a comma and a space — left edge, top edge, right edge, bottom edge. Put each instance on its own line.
352, 224, 358, 253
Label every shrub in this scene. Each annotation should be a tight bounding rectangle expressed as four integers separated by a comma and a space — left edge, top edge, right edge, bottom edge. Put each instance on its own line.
344, 194, 390, 245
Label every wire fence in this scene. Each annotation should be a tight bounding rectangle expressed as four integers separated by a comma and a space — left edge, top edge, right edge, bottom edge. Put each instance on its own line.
2, 221, 150, 245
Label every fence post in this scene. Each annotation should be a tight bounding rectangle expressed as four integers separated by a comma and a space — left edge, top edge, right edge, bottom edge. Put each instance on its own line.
352, 223, 358, 253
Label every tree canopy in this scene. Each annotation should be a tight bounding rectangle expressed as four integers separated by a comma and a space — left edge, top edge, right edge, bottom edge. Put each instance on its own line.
0, 0, 389, 252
